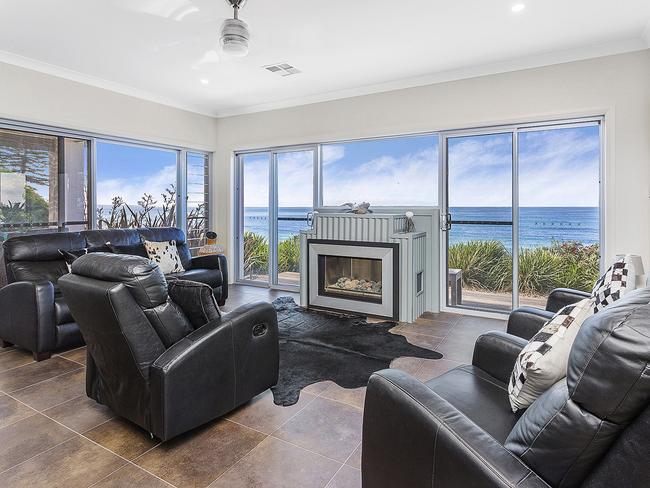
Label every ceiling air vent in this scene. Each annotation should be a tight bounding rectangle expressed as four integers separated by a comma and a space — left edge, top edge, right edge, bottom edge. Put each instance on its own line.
263, 62, 301, 77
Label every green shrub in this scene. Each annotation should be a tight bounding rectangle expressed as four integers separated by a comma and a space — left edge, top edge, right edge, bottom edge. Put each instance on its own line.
517, 248, 563, 295
243, 231, 269, 278
278, 235, 300, 273
449, 240, 600, 296
550, 241, 600, 292
448, 240, 510, 290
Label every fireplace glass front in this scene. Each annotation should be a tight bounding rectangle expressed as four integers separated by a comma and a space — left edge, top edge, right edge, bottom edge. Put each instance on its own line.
318, 255, 382, 303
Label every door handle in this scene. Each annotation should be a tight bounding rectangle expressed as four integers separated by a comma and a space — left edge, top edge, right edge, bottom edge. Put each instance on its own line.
441, 213, 452, 231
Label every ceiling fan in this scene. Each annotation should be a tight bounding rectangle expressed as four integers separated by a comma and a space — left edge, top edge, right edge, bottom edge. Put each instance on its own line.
220, 0, 250, 57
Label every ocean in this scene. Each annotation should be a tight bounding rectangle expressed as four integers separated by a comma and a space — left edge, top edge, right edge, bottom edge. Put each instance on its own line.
244, 207, 599, 249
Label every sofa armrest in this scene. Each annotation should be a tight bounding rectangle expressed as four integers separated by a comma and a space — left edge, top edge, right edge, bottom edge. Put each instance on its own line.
363, 369, 551, 488
190, 254, 228, 303
545, 288, 590, 313
0, 281, 56, 353
150, 301, 278, 440
472, 331, 528, 384
507, 307, 554, 340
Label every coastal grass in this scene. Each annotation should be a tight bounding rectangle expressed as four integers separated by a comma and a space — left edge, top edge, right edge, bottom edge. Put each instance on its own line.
449, 240, 599, 295
243, 231, 600, 295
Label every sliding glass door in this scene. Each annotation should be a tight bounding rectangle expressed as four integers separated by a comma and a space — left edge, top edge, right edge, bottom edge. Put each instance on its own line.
240, 152, 271, 283
442, 119, 601, 313
237, 148, 316, 289
516, 124, 601, 308
275, 149, 315, 286
444, 131, 515, 312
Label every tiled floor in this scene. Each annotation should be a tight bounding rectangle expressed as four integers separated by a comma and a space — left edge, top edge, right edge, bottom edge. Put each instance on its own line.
0, 284, 505, 488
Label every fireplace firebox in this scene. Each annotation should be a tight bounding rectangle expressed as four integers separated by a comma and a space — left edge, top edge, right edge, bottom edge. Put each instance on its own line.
318, 255, 383, 303
308, 239, 399, 319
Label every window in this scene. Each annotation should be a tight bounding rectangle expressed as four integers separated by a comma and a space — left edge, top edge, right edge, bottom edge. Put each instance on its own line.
186, 152, 210, 254
0, 128, 90, 242
237, 149, 315, 286
96, 141, 178, 229
0, 129, 58, 238
63, 138, 89, 232
517, 124, 600, 308
442, 120, 602, 313
322, 134, 439, 207
241, 152, 270, 281
0, 122, 211, 253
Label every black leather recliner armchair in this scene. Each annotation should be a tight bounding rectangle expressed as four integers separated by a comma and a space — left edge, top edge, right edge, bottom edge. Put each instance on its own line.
0, 227, 228, 360
58, 253, 278, 441
507, 287, 591, 340
362, 287, 650, 488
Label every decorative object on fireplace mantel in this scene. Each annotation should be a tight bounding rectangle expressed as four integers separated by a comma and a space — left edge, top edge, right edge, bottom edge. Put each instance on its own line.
270, 296, 442, 406
405, 211, 416, 232
342, 201, 372, 214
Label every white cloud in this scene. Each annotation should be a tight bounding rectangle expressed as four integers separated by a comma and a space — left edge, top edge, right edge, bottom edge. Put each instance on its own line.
323, 148, 438, 206
322, 145, 345, 165
97, 164, 177, 206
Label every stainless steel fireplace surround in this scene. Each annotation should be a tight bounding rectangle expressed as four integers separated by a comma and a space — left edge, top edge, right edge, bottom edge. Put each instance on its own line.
308, 239, 399, 319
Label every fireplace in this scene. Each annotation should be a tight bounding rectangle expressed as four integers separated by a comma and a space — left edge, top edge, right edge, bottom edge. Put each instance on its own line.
308, 239, 399, 319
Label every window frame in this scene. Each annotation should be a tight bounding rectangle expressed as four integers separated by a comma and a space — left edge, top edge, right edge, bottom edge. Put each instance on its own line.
0, 118, 212, 240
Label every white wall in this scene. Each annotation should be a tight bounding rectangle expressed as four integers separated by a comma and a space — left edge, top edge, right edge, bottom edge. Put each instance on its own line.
0, 62, 218, 150
215, 49, 650, 276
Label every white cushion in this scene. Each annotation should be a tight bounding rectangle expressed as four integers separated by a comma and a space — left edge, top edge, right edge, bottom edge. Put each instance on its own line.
508, 297, 595, 412
143, 240, 185, 275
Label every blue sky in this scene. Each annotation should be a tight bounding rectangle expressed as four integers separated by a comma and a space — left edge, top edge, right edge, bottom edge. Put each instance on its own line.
92, 125, 599, 209
96, 142, 177, 205
243, 124, 600, 208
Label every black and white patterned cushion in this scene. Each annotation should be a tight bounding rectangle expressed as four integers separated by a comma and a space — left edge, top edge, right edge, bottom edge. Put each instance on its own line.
143, 240, 185, 274
591, 257, 634, 313
508, 297, 596, 412
508, 255, 639, 412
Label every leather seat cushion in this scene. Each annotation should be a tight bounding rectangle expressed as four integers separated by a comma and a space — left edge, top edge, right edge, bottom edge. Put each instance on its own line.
168, 268, 223, 289
425, 365, 520, 443
55, 297, 74, 325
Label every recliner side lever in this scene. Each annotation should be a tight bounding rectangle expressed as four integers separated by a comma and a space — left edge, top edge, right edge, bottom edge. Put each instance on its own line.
252, 323, 267, 337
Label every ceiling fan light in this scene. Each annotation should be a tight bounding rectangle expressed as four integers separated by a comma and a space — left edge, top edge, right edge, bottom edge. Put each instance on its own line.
220, 18, 249, 57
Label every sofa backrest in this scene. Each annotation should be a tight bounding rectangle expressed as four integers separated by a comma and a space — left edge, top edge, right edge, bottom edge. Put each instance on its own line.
83, 227, 192, 270
505, 287, 650, 488
2, 232, 85, 285
2, 227, 191, 286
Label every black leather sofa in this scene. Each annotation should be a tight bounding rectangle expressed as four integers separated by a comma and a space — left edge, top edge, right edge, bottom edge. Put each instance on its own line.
362, 287, 650, 488
0, 227, 228, 360
58, 253, 278, 441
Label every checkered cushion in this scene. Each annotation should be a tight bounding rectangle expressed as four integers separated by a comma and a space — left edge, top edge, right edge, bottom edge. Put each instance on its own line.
508, 297, 596, 412
591, 257, 634, 312
508, 256, 639, 412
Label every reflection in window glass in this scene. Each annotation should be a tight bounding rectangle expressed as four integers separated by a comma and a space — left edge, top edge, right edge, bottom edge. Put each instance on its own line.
322, 135, 438, 206
0, 129, 59, 241
186, 152, 209, 253
64, 138, 89, 232
96, 141, 178, 229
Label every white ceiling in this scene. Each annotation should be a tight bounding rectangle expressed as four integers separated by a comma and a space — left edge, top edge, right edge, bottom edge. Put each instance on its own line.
1, 0, 649, 117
